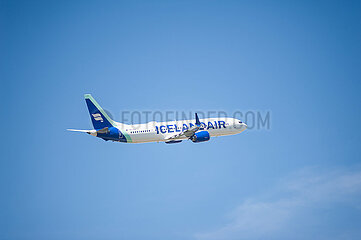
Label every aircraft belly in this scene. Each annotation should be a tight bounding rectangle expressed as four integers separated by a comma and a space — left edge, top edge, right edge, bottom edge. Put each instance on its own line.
129, 133, 164, 143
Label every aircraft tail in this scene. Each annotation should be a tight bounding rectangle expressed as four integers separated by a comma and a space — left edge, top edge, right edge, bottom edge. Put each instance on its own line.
84, 94, 115, 130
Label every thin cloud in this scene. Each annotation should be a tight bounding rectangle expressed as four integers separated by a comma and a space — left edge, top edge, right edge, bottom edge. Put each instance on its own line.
194, 167, 361, 240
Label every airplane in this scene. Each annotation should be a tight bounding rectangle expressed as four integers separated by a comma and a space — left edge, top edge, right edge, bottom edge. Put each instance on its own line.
68, 94, 247, 144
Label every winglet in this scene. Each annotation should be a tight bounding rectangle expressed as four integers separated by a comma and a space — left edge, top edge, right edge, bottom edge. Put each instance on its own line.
195, 113, 201, 126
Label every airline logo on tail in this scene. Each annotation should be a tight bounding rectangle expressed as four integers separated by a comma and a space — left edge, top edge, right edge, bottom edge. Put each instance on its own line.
92, 113, 104, 122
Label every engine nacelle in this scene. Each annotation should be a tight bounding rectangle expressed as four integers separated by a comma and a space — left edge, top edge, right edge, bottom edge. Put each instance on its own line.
191, 131, 210, 143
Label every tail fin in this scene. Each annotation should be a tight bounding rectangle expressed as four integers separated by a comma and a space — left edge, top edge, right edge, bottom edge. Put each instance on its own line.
84, 94, 114, 130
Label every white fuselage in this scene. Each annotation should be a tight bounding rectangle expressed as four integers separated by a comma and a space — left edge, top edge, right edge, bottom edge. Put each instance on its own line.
115, 117, 247, 143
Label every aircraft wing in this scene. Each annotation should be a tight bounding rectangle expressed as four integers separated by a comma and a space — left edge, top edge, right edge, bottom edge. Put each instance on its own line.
165, 113, 202, 141
165, 125, 200, 141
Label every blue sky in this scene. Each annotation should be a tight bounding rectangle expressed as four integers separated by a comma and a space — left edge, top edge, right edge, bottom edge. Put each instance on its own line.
1, 0, 361, 239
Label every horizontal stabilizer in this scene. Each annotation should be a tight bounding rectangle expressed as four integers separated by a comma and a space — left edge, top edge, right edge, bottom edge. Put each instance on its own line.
67, 129, 96, 136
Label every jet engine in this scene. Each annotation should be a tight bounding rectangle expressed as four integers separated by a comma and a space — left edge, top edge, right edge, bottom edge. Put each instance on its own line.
191, 131, 210, 143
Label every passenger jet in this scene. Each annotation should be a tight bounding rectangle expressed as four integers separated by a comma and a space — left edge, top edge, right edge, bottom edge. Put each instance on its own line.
68, 94, 247, 144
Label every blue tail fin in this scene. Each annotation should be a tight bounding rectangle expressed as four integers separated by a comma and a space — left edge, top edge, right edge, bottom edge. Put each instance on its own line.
84, 94, 114, 130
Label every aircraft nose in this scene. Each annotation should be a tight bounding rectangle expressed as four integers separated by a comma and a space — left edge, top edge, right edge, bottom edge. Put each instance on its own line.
237, 121, 247, 130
